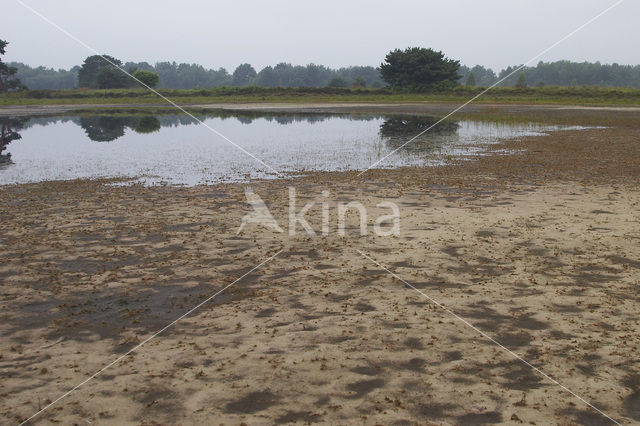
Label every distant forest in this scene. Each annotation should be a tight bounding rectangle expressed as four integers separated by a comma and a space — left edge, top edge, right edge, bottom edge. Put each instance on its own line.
458, 61, 640, 88
9, 60, 640, 90
10, 61, 385, 90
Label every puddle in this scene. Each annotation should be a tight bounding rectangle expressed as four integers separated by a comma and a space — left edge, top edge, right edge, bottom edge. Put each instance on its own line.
0, 112, 593, 186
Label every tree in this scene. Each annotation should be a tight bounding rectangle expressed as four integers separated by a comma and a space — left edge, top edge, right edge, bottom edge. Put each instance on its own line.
465, 72, 476, 86
302, 63, 331, 87
255, 66, 278, 87
327, 77, 347, 88
515, 72, 527, 88
379, 47, 460, 91
94, 67, 132, 89
0, 40, 25, 92
470, 65, 497, 86
133, 69, 159, 88
78, 55, 131, 88
352, 77, 367, 88
232, 63, 257, 86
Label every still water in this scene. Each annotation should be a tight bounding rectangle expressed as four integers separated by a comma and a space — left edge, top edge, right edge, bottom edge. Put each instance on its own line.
0, 112, 585, 186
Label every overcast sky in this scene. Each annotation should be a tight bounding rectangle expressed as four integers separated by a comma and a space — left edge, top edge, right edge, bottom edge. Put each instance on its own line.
4, 0, 638, 72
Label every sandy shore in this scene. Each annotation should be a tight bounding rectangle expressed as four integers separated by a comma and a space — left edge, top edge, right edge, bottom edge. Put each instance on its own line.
1, 107, 639, 424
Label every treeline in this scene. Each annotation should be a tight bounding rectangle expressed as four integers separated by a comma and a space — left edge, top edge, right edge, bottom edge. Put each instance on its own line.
10, 61, 385, 90
145, 62, 385, 89
8, 63, 78, 90
459, 61, 640, 88
9, 60, 640, 90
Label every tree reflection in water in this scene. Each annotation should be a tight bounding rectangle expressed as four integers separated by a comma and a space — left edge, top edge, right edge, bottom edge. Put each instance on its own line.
379, 116, 460, 154
134, 116, 161, 134
0, 117, 25, 165
77, 115, 162, 141
75, 112, 380, 142
79, 116, 137, 142
4, 114, 459, 163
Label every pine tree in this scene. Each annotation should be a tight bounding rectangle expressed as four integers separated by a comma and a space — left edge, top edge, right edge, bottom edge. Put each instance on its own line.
465, 72, 476, 86
515, 72, 527, 88
0, 40, 24, 92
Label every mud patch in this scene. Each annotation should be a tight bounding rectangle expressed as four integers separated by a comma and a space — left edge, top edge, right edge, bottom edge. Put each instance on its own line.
224, 390, 280, 414
345, 378, 385, 399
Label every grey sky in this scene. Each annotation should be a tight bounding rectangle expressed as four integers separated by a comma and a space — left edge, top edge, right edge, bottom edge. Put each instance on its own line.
5, 0, 638, 72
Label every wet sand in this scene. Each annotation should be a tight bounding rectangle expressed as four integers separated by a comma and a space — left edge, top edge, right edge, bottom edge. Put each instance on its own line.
1, 107, 640, 424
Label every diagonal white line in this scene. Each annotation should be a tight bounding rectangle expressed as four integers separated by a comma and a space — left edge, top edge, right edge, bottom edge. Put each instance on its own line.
14, 0, 282, 177
355, 249, 621, 425
18, 249, 283, 426
358, 0, 626, 176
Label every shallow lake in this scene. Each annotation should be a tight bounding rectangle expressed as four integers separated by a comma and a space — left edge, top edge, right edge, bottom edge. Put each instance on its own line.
0, 112, 587, 186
